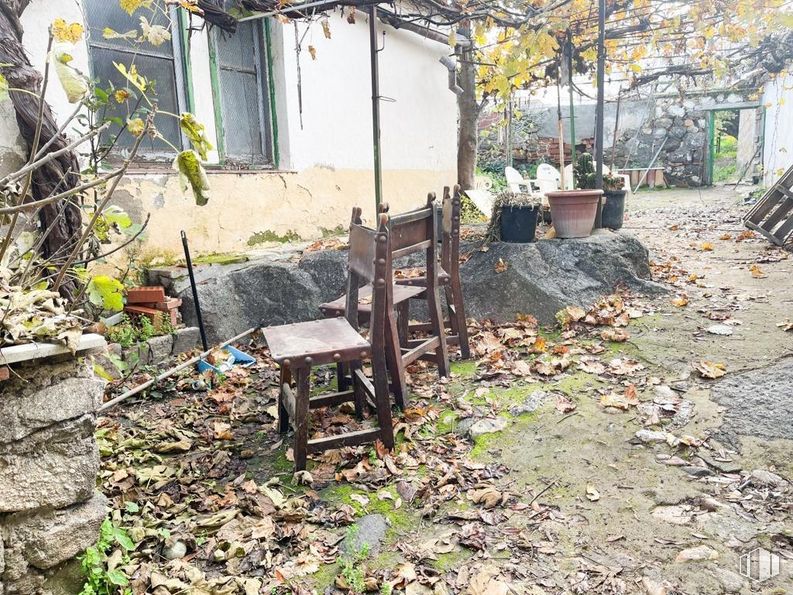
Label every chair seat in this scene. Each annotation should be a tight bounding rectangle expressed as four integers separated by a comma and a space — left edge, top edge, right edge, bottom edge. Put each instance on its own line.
262, 317, 370, 366
320, 283, 426, 313
394, 267, 450, 286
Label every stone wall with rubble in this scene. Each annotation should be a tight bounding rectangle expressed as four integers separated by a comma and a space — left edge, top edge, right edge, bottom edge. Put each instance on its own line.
0, 353, 107, 594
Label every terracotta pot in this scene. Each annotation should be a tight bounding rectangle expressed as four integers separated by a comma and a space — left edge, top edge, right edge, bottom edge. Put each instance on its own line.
545, 190, 603, 238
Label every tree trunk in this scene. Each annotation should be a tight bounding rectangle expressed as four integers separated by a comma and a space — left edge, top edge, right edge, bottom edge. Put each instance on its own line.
456, 21, 478, 191
0, 1, 82, 278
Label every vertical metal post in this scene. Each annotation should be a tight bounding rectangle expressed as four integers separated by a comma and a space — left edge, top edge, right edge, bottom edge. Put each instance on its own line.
505, 94, 513, 167
594, 0, 606, 227
181, 231, 209, 352
369, 5, 383, 209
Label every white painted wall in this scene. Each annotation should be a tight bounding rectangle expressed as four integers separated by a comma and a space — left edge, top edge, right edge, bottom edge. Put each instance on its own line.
279, 11, 457, 172
762, 73, 793, 186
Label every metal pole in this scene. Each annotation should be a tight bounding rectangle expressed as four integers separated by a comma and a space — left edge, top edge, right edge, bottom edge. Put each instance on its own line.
594, 0, 606, 227
181, 230, 209, 352
611, 92, 622, 167
557, 75, 566, 189
369, 5, 383, 209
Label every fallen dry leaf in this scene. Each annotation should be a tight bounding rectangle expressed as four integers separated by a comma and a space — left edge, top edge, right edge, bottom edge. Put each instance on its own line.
494, 258, 508, 273
694, 360, 727, 379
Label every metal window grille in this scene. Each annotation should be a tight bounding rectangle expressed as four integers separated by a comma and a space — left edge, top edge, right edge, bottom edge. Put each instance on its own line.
84, 0, 186, 159
213, 19, 274, 165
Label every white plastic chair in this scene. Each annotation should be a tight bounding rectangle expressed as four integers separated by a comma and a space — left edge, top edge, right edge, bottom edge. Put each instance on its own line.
534, 163, 562, 194
505, 166, 534, 193
562, 162, 630, 194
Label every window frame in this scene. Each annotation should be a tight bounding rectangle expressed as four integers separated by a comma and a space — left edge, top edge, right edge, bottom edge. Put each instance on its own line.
84, 1, 189, 163
208, 18, 275, 167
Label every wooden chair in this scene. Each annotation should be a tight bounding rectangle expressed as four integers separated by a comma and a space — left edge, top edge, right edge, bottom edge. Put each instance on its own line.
261, 211, 394, 470
319, 196, 450, 407
394, 186, 470, 360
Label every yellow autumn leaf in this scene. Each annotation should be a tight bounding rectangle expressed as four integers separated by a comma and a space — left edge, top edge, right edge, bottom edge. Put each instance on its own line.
51, 45, 88, 103
114, 62, 147, 92
119, 0, 152, 16
127, 117, 145, 137
52, 18, 84, 44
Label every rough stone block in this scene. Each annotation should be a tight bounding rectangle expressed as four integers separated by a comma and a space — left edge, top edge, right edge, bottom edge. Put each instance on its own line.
172, 327, 200, 355
0, 416, 98, 512
146, 334, 174, 364
3, 493, 107, 570
0, 367, 103, 444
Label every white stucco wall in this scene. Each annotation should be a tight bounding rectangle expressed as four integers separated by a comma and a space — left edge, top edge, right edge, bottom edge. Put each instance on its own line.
762, 73, 793, 186
4, 2, 458, 253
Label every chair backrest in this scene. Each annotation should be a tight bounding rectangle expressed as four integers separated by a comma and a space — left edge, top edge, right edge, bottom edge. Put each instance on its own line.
504, 166, 526, 193
536, 163, 561, 186
345, 210, 391, 345
441, 186, 462, 278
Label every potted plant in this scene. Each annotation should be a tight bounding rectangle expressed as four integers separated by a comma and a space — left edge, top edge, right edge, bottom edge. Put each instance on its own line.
491, 191, 541, 243
601, 172, 627, 230
545, 153, 603, 238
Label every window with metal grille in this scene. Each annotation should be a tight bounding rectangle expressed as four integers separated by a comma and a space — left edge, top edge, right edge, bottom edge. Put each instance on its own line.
84, 0, 186, 159
212, 19, 274, 165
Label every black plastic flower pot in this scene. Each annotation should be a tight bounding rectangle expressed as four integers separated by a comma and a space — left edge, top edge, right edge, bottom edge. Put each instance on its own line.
500, 205, 539, 243
602, 190, 626, 230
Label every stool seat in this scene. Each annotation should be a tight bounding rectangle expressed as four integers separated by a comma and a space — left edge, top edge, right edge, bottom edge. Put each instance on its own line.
262, 317, 370, 367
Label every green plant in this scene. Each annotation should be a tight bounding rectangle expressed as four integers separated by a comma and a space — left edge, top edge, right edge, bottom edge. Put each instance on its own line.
80, 518, 135, 595
485, 191, 541, 243
106, 313, 174, 348
603, 172, 625, 191
574, 153, 596, 189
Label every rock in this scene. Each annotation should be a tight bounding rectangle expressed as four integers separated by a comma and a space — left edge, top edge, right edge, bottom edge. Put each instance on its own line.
651, 505, 692, 525
711, 357, 793, 441
0, 537, 4, 575
468, 417, 508, 438
0, 415, 99, 512
750, 469, 789, 488
342, 514, 388, 557
2, 493, 107, 570
0, 361, 104, 444
695, 511, 759, 542
462, 231, 665, 325
172, 326, 201, 355
675, 545, 719, 563
145, 334, 174, 365
682, 465, 713, 478
176, 231, 663, 342
635, 429, 668, 443
509, 390, 547, 416
705, 324, 733, 336
710, 567, 745, 593
162, 540, 188, 560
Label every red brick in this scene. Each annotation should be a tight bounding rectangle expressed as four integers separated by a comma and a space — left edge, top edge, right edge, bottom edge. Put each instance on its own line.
126, 286, 166, 304
150, 298, 182, 312
0, 366, 9, 382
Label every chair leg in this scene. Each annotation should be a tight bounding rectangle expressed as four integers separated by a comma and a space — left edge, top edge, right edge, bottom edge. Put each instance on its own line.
350, 361, 366, 420
396, 302, 409, 348
277, 366, 292, 434
371, 355, 395, 450
427, 283, 450, 378
293, 367, 311, 471
450, 277, 470, 359
385, 310, 408, 409
336, 362, 349, 391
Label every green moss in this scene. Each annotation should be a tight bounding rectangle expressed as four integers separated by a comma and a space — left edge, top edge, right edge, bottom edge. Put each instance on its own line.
450, 360, 477, 378
432, 548, 473, 572
552, 371, 603, 397
435, 410, 459, 434
311, 562, 340, 589
470, 430, 501, 459
192, 252, 249, 266
247, 229, 301, 246
320, 225, 346, 238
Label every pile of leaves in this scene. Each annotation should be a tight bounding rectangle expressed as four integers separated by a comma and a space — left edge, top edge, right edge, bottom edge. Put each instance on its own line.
0, 266, 82, 350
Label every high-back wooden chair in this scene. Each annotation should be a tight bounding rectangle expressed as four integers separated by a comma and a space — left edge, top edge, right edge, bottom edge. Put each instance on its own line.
261, 211, 394, 470
319, 195, 450, 407
396, 186, 470, 359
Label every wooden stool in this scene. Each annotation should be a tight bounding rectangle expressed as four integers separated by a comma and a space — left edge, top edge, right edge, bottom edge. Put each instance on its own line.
262, 212, 394, 470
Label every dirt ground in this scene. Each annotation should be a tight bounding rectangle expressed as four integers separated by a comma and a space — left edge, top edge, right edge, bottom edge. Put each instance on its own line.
97, 184, 792, 595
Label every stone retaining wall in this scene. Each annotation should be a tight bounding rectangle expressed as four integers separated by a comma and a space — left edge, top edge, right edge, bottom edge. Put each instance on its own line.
0, 350, 107, 594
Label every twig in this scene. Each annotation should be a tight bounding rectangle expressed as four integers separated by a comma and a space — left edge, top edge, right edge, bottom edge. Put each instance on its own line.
0, 168, 124, 215
52, 112, 154, 291
71, 213, 151, 266
31, 102, 83, 161
529, 479, 558, 504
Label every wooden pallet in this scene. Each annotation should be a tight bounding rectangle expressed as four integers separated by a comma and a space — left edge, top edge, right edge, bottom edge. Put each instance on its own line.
744, 165, 793, 246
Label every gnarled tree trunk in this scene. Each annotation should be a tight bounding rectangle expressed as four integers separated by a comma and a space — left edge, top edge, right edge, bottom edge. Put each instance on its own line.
456, 21, 478, 191
0, 0, 82, 279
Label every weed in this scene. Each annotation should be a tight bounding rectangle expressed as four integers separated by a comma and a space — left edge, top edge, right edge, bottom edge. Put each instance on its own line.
80, 518, 136, 594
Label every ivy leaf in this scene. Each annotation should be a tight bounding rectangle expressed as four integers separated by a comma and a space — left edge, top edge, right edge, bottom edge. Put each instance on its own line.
87, 275, 125, 312
119, 0, 153, 15
105, 569, 129, 586
52, 18, 84, 43
138, 16, 171, 46
174, 150, 210, 206
179, 113, 213, 160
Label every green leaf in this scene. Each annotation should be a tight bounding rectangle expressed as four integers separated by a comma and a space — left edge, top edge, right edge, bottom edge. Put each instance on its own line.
87, 275, 125, 312
93, 362, 114, 382
124, 501, 140, 513
179, 112, 213, 160
173, 150, 210, 206
106, 569, 129, 586
113, 527, 135, 551
103, 205, 133, 228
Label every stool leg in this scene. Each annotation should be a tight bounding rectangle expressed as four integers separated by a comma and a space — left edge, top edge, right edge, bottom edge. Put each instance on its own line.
396, 302, 409, 347
293, 367, 311, 471
350, 361, 365, 420
277, 366, 292, 434
427, 283, 450, 377
385, 310, 408, 409
336, 362, 349, 391
450, 276, 470, 359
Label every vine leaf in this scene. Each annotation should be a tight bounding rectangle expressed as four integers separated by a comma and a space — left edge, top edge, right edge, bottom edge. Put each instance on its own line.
87, 275, 125, 312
